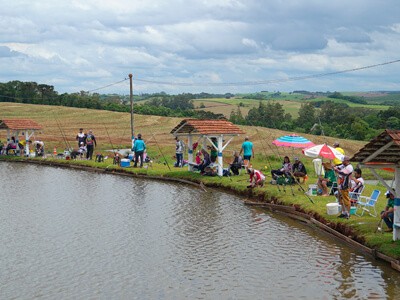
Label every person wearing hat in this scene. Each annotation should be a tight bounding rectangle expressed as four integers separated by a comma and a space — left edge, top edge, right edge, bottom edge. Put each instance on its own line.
334, 156, 353, 218
133, 133, 146, 167
247, 168, 265, 188
381, 190, 395, 232
78, 141, 87, 158
332, 142, 345, 166
292, 157, 307, 183
317, 162, 336, 196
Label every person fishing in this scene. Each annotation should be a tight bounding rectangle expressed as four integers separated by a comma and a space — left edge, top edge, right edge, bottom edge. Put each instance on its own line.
133, 133, 146, 168
76, 128, 86, 147
85, 130, 97, 160
247, 168, 266, 188
175, 136, 185, 167
229, 151, 243, 176
334, 156, 353, 219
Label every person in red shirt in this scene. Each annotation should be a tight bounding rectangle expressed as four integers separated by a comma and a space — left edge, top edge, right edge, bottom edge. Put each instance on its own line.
247, 168, 266, 188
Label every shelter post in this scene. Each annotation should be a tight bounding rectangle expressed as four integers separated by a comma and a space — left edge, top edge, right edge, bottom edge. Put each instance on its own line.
187, 135, 193, 171
217, 136, 223, 176
394, 167, 400, 241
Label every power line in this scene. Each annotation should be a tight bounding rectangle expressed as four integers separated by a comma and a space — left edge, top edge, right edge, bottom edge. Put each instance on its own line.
134, 59, 400, 87
86, 78, 129, 93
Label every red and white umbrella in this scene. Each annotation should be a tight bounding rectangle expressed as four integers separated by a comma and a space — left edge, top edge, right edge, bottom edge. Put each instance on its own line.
302, 143, 345, 161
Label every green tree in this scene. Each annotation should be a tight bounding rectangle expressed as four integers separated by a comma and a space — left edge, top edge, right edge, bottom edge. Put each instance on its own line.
296, 102, 316, 131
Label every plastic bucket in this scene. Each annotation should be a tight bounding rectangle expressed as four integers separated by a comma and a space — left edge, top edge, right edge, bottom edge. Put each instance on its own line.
120, 158, 130, 167
326, 203, 339, 215
308, 184, 317, 196
350, 206, 357, 215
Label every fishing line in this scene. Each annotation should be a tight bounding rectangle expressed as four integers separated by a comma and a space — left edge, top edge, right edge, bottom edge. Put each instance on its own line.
150, 134, 171, 171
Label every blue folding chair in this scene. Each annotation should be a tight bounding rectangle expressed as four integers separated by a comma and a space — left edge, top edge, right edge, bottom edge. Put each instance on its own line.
356, 189, 381, 217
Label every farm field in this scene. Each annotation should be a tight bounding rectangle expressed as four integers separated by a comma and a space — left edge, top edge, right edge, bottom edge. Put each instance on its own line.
192, 93, 393, 119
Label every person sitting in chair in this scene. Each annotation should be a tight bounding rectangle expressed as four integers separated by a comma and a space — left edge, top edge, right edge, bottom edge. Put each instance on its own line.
317, 162, 336, 196
6, 136, 17, 155
198, 149, 211, 174
33, 140, 45, 157
292, 157, 307, 183
229, 151, 244, 176
349, 168, 364, 201
271, 156, 292, 180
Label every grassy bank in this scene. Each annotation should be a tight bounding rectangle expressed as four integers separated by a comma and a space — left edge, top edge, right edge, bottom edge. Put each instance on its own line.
1, 102, 399, 262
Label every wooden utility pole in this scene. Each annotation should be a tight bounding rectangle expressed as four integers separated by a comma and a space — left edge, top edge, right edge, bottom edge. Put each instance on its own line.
129, 74, 134, 149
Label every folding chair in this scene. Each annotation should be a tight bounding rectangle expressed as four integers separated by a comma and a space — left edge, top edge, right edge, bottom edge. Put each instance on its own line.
356, 189, 381, 217
329, 182, 338, 196
349, 185, 365, 206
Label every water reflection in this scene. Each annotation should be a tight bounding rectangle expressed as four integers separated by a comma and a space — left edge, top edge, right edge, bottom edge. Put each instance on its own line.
0, 162, 399, 299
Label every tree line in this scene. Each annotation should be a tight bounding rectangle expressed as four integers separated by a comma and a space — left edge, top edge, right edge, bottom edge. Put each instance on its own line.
1, 80, 399, 141
229, 100, 400, 140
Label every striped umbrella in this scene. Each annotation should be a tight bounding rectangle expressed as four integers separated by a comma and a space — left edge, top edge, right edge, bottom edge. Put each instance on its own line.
272, 134, 315, 149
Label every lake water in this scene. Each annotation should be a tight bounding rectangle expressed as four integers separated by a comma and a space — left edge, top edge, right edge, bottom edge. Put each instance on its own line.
1, 162, 399, 299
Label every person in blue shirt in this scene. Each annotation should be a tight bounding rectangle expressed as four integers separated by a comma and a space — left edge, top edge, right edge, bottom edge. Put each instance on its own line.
239, 136, 254, 163
133, 133, 146, 167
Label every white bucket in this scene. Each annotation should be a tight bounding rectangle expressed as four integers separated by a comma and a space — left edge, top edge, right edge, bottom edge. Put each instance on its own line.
326, 203, 339, 215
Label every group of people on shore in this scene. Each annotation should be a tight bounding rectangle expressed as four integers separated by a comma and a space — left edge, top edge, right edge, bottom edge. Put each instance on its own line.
74, 128, 97, 160
0, 136, 45, 157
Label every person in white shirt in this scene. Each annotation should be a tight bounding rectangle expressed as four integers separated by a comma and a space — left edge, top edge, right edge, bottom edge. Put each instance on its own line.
334, 156, 354, 219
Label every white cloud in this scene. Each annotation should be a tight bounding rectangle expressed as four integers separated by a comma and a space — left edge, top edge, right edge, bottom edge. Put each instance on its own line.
0, 0, 399, 93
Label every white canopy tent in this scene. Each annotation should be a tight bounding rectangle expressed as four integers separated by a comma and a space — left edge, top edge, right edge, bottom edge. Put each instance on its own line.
170, 119, 244, 176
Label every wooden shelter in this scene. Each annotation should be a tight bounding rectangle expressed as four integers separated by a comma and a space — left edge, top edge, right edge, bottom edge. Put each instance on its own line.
0, 119, 42, 156
351, 129, 400, 241
170, 119, 244, 176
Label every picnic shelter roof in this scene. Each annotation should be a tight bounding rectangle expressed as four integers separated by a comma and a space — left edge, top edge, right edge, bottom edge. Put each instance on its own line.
351, 129, 400, 165
0, 119, 42, 130
170, 119, 244, 136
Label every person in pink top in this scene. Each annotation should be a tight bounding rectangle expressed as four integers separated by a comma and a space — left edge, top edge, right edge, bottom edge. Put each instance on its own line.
195, 151, 202, 165
247, 168, 266, 188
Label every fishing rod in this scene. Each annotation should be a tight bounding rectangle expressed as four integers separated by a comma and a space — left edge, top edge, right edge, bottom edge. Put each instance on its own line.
103, 123, 117, 156
251, 126, 282, 193
53, 115, 72, 152
151, 133, 171, 171
375, 218, 383, 234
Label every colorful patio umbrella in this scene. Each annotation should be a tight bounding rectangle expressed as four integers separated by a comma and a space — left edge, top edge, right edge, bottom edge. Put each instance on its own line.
302, 143, 345, 161
272, 134, 315, 149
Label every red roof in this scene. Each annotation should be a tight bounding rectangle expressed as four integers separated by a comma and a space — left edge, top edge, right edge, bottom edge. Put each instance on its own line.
171, 119, 244, 135
0, 119, 42, 130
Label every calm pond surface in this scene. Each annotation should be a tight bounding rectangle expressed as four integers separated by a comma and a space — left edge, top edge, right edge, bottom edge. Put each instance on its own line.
1, 162, 400, 299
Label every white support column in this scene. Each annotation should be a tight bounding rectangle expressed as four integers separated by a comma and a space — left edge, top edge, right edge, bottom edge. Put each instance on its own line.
25, 130, 29, 156
187, 135, 193, 171
217, 135, 223, 176
25, 130, 35, 157
393, 167, 400, 241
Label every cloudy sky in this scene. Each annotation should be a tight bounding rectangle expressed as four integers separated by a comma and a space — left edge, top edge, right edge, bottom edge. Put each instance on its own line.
1, 0, 399, 95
